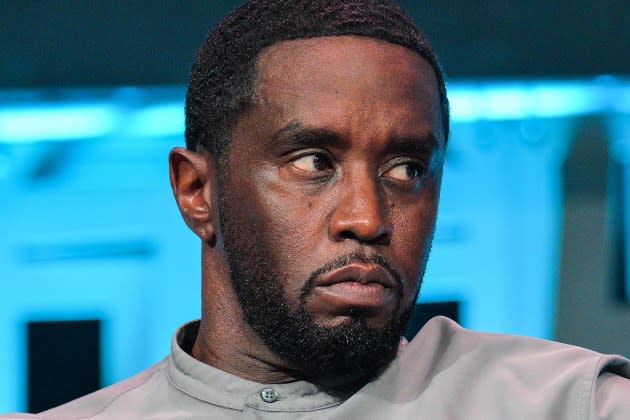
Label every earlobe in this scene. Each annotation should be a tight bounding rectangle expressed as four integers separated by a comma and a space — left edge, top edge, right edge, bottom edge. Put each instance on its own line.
169, 147, 217, 244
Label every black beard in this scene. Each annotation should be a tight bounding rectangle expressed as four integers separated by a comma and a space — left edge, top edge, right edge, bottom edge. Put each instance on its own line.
218, 184, 417, 390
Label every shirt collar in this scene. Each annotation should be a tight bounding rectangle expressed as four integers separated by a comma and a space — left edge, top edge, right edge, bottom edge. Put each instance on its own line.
166, 320, 347, 412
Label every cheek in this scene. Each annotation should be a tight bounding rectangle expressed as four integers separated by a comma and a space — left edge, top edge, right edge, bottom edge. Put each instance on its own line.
257, 187, 322, 251
247, 182, 326, 294
390, 192, 439, 298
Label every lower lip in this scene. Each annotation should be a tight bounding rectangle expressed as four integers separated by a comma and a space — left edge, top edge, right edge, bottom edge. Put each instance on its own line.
313, 281, 396, 308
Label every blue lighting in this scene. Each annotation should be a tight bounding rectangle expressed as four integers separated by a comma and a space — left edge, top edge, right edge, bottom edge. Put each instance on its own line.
613, 86, 630, 113
0, 105, 117, 142
127, 103, 184, 138
0, 78, 629, 144
448, 79, 630, 122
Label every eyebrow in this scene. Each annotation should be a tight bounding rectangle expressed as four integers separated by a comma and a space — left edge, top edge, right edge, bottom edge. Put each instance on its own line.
270, 121, 342, 151
385, 133, 440, 157
270, 120, 441, 157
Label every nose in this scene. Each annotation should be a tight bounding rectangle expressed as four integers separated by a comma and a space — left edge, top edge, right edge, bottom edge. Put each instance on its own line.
329, 171, 393, 245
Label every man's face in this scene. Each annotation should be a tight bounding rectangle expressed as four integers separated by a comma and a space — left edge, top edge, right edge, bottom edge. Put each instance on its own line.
218, 36, 444, 387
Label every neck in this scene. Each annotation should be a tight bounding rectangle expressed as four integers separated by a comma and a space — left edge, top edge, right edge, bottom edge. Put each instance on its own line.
191, 246, 298, 384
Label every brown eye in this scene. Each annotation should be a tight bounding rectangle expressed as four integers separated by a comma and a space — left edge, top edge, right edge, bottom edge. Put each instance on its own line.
383, 162, 423, 181
291, 153, 332, 173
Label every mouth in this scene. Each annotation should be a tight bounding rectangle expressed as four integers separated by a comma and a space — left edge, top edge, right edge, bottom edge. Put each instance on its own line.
316, 263, 398, 288
310, 263, 399, 312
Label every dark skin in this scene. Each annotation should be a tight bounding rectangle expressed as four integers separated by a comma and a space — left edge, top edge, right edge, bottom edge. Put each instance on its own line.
169, 36, 445, 384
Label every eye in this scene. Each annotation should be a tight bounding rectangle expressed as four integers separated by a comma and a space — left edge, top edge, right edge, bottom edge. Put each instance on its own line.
290, 153, 333, 174
382, 161, 424, 182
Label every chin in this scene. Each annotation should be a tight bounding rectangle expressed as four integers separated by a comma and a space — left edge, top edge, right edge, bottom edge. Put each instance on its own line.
271, 305, 412, 390
313, 307, 400, 330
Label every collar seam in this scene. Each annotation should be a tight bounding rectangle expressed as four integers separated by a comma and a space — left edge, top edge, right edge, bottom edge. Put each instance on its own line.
244, 400, 345, 412
166, 358, 246, 412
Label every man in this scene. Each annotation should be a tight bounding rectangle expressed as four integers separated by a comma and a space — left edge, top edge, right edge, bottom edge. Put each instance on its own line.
4, 0, 630, 418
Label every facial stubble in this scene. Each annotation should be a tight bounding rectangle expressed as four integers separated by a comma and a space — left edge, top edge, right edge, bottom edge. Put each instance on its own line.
217, 178, 423, 390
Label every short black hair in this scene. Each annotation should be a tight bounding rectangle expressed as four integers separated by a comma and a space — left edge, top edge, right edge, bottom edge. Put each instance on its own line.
185, 0, 449, 160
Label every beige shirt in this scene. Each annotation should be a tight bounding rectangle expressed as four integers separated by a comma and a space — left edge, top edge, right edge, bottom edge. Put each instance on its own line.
4, 316, 630, 419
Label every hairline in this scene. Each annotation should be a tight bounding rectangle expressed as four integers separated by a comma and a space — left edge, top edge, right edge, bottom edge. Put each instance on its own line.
215, 34, 448, 162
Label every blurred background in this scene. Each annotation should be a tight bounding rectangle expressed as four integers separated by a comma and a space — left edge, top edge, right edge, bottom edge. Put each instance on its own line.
1, 0, 629, 413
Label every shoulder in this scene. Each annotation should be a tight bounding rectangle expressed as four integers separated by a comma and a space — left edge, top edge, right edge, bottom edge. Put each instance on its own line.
407, 316, 630, 380
391, 316, 630, 419
1, 359, 168, 420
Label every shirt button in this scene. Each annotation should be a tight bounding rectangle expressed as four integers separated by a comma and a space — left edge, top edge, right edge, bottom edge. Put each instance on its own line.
260, 388, 279, 403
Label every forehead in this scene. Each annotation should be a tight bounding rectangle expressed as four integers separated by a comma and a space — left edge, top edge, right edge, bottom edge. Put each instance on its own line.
251, 36, 443, 146
256, 35, 435, 87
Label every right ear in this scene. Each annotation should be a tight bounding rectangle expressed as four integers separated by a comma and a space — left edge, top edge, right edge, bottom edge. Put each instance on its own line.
168, 147, 217, 244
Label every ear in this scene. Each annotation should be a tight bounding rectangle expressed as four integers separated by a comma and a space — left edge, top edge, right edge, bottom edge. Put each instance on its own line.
169, 147, 217, 244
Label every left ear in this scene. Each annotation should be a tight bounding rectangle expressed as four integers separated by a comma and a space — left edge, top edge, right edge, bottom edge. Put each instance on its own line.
168, 147, 217, 244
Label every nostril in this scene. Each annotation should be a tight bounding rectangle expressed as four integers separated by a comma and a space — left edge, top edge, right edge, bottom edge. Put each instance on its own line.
339, 230, 360, 241
336, 224, 392, 245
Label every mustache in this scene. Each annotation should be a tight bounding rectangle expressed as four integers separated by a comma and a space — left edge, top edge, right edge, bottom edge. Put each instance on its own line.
300, 251, 403, 302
